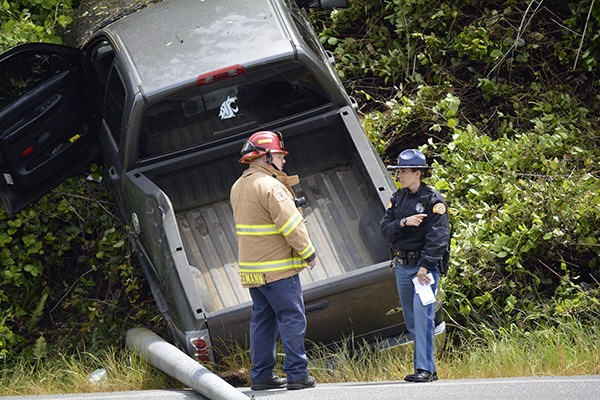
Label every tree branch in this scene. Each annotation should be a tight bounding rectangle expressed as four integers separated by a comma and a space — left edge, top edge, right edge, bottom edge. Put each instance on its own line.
573, 0, 595, 70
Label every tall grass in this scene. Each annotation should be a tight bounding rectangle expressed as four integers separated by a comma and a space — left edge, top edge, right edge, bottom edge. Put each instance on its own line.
307, 319, 600, 382
0, 347, 181, 396
2, 319, 598, 395
441, 320, 600, 379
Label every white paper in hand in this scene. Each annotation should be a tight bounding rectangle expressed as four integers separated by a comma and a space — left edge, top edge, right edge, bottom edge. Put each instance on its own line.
412, 273, 436, 306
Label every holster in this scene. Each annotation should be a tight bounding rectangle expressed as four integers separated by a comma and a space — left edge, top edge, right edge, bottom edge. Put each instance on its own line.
393, 250, 421, 266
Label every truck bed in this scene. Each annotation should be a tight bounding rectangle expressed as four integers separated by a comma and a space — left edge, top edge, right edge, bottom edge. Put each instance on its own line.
176, 161, 384, 313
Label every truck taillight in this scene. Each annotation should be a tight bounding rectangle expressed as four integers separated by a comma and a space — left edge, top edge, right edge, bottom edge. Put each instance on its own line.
197, 64, 245, 86
187, 330, 214, 363
192, 338, 211, 362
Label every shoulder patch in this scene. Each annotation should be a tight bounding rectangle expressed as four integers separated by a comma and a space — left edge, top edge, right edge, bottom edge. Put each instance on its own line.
274, 190, 288, 202
433, 203, 447, 215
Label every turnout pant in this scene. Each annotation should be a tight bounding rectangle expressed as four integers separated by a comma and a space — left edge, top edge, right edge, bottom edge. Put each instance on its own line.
249, 274, 309, 384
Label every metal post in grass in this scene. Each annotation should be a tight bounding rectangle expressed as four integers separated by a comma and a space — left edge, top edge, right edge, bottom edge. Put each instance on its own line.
126, 327, 249, 400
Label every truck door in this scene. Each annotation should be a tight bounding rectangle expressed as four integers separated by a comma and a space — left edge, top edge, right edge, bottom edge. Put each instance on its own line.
0, 43, 97, 216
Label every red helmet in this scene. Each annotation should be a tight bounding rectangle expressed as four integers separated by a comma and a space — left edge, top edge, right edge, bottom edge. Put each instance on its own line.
239, 131, 288, 163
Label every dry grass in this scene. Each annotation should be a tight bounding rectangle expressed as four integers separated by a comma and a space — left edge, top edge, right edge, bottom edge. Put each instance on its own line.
440, 321, 600, 379
308, 320, 600, 382
2, 320, 598, 395
0, 347, 181, 396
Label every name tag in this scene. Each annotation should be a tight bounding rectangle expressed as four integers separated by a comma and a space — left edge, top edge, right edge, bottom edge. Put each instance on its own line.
240, 273, 266, 285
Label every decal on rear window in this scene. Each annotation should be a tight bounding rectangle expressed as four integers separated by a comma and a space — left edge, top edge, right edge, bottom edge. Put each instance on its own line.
219, 96, 239, 120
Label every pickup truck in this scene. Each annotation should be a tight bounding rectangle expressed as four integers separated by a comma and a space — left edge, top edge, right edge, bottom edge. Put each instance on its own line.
0, 0, 445, 363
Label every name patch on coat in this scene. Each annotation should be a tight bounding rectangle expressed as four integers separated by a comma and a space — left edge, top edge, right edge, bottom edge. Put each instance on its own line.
240, 273, 266, 285
433, 203, 447, 214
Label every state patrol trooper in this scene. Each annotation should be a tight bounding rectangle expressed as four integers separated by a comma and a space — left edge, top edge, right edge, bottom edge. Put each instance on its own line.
230, 130, 317, 391
380, 149, 450, 383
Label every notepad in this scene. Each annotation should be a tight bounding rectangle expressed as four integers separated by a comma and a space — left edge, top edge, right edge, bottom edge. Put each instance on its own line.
412, 273, 436, 305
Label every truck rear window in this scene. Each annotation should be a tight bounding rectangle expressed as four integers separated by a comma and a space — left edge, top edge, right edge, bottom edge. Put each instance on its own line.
139, 62, 331, 159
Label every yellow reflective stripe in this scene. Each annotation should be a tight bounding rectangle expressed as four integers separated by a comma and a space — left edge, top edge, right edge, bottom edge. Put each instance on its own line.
236, 224, 278, 235
236, 212, 303, 237
239, 257, 305, 273
299, 243, 315, 258
279, 212, 302, 237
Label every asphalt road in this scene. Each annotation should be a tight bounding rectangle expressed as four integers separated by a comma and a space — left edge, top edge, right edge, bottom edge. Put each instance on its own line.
2, 375, 600, 400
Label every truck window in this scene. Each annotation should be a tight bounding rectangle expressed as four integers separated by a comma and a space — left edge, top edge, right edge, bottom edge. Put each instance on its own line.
103, 67, 126, 145
138, 62, 331, 159
88, 40, 115, 88
0, 52, 54, 109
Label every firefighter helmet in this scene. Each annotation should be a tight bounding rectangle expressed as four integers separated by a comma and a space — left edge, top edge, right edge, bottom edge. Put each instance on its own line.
239, 131, 288, 163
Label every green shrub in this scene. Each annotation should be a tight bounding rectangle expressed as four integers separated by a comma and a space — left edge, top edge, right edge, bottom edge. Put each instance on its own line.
0, 168, 161, 364
0, 0, 73, 51
315, 0, 600, 336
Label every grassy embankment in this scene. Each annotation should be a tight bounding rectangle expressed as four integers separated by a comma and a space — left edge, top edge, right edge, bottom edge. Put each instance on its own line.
1, 318, 598, 396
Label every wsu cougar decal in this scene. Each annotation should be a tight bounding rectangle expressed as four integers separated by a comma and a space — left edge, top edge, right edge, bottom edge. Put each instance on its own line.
219, 96, 239, 119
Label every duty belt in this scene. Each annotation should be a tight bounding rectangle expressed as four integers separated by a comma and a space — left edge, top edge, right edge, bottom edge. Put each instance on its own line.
393, 250, 421, 266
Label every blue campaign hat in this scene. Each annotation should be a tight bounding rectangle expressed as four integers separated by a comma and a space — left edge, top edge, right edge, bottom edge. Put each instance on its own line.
387, 149, 432, 170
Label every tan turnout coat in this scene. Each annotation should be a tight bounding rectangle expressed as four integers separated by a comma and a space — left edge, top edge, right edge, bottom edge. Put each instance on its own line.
230, 164, 316, 288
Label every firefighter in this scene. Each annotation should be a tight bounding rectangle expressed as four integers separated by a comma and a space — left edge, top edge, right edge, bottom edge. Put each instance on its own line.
380, 149, 450, 383
230, 130, 317, 391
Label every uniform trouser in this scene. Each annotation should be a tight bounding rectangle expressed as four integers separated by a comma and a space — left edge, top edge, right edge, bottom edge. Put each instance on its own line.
248, 274, 309, 384
395, 264, 439, 374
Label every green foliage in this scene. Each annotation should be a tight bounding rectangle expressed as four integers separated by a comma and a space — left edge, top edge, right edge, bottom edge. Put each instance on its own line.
317, 1, 599, 107
431, 111, 600, 328
358, 84, 462, 160
0, 169, 161, 364
556, 0, 600, 71
0, 0, 73, 51
315, 0, 600, 337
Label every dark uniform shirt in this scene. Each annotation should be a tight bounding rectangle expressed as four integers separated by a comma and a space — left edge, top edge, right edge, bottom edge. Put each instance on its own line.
380, 182, 450, 271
